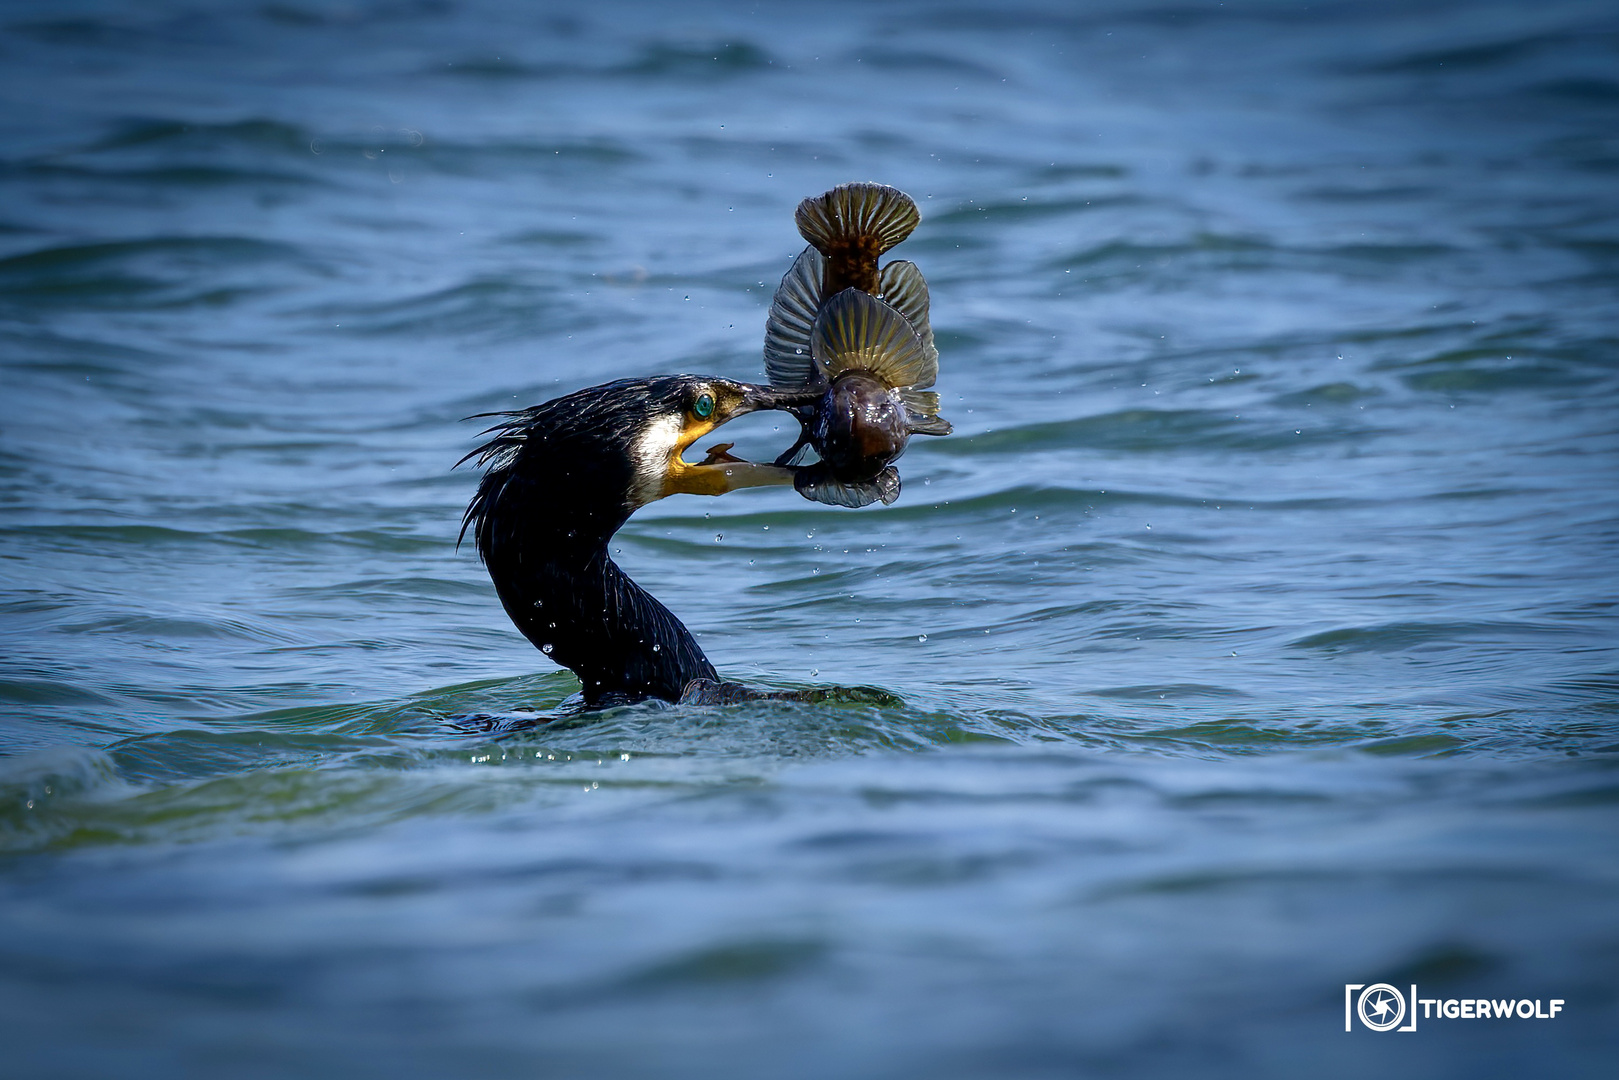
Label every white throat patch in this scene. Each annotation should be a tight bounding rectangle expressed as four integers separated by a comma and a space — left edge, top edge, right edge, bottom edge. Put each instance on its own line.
628, 413, 683, 509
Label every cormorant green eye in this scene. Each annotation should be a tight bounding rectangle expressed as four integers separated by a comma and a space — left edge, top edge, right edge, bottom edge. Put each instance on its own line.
693, 393, 715, 419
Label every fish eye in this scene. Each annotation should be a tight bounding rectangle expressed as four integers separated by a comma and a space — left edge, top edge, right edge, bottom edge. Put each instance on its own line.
693, 393, 715, 419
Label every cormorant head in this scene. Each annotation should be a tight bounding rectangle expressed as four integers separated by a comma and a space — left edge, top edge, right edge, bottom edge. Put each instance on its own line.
622, 375, 818, 509
462, 375, 818, 552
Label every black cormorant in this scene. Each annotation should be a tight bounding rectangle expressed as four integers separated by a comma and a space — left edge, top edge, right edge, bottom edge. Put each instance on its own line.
460, 376, 812, 707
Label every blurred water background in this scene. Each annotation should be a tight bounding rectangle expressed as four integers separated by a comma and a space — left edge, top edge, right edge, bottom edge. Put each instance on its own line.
2, 0, 1617, 1076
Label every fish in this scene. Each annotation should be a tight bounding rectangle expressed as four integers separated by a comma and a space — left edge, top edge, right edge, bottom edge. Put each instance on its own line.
759, 182, 952, 507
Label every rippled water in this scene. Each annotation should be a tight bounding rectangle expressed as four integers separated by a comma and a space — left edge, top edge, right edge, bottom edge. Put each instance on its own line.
2, 1, 1617, 1075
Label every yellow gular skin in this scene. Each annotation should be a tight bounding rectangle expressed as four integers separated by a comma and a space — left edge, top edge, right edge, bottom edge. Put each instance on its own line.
663, 415, 728, 495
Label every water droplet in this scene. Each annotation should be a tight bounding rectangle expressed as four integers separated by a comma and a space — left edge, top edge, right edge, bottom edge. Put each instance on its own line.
714, 533, 724, 542
812, 567, 820, 574
620, 753, 630, 762
811, 669, 820, 677
762, 525, 769, 531
651, 643, 660, 652
918, 634, 928, 643
541, 643, 554, 654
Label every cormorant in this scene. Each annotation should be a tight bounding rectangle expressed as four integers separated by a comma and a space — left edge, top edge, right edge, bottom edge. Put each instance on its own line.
460, 376, 813, 707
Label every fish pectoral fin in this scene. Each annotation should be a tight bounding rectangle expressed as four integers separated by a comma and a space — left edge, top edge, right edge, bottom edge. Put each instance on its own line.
793, 463, 901, 508
897, 388, 951, 435
763, 246, 824, 389
877, 260, 938, 386
906, 411, 953, 436
898, 388, 940, 414
811, 289, 933, 389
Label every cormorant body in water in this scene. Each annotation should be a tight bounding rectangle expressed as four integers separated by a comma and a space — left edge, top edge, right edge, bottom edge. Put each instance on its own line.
462, 376, 811, 707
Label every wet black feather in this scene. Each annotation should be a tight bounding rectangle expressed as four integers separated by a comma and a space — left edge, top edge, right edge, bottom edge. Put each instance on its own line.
458, 377, 720, 706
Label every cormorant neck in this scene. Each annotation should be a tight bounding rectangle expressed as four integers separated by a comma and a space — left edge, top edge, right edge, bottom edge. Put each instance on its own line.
470, 472, 717, 706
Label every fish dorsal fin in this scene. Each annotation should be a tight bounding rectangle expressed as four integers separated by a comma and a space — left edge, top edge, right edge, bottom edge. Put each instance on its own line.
796, 183, 920, 295
762, 246, 824, 388
794, 463, 901, 507
811, 288, 935, 389
877, 260, 938, 387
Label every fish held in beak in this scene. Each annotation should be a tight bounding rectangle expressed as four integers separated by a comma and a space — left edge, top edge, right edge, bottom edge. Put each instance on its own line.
758, 183, 952, 508
787, 287, 951, 507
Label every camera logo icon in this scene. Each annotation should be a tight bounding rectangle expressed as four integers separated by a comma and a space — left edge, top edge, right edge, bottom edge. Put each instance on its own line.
1345, 983, 1417, 1032
1358, 984, 1406, 1031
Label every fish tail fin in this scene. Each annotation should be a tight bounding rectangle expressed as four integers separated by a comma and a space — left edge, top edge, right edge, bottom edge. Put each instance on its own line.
811, 288, 936, 389
796, 182, 920, 294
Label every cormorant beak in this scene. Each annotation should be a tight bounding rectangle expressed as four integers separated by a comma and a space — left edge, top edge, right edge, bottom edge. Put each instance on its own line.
734, 383, 822, 415
659, 382, 819, 500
